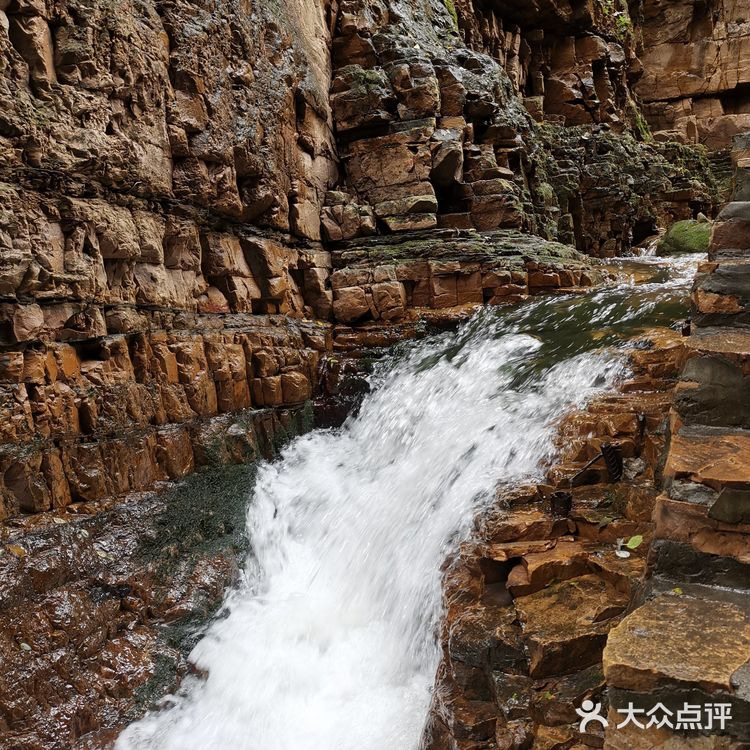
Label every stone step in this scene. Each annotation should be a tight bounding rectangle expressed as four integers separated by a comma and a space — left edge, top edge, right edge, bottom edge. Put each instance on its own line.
675, 327, 750, 428
516, 574, 629, 679
482, 536, 647, 598
603, 592, 750, 744
653, 491, 750, 567
656, 416, 750, 588
708, 201, 750, 260
692, 259, 750, 327
648, 539, 750, 594
664, 424, 750, 492
684, 328, 750, 356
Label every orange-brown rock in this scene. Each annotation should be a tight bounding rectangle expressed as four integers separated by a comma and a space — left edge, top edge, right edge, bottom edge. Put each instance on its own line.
638, 0, 750, 149
605, 135, 750, 749
604, 595, 750, 694
426, 324, 687, 750
663, 427, 750, 490
516, 575, 628, 678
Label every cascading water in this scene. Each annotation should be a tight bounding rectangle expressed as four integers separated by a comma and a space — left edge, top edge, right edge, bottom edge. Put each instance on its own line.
116, 255, 699, 750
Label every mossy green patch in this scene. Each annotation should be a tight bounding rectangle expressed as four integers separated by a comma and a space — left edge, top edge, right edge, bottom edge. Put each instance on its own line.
657, 219, 711, 255
614, 12, 632, 41
443, 0, 458, 29
136, 463, 258, 575
536, 182, 556, 207
129, 650, 183, 720
128, 405, 317, 714
634, 109, 652, 141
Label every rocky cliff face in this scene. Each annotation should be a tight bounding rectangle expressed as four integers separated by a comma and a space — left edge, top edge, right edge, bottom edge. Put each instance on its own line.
326, 0, 715, 251
0, 0, 341, 519
637, 0, 750, 151
0, 0, 724, 516
602, 132, 750, 750
0, 0, 741, 745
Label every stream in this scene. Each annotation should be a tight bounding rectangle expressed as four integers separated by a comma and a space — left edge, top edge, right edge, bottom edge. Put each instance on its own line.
116, 254, 699, 750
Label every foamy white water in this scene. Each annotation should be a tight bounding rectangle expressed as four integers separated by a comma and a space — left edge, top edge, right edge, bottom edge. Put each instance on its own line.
117, 259, 696, 750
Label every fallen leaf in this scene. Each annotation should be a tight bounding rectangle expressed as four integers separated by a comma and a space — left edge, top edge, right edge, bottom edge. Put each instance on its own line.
625, 534, 644, 550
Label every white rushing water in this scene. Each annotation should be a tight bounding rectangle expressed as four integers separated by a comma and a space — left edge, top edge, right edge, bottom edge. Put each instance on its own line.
117, 258, 696, 750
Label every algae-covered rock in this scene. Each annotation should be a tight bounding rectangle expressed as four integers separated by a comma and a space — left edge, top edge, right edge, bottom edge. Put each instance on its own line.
657, 218, 711, 255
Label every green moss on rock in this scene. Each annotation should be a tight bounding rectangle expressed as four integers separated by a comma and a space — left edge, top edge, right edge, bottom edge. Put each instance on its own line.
443, 0, 458, 28
657, 219, 711, 255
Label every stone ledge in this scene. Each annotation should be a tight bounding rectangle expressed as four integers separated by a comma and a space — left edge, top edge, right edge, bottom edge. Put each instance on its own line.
663, 426, 750, 489
649, 540, 750, 592
0, 404, 312, 518
603, 594, 750, 695
653, 494, 750, 565
684, 328, 750, 356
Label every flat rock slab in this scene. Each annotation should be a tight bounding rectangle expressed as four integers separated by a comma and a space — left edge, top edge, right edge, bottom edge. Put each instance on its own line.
684, 328, 750, 357
516, 574, 628, 678
664, 427, 750, 489
603, 595, 750, 694
654, 494, 750, 564
505, 538, 591, 597
483, 506, 571, 544
332, 228, 595, 268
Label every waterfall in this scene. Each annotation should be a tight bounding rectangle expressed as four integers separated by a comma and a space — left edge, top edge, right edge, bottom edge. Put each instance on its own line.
116, 256, 698, 750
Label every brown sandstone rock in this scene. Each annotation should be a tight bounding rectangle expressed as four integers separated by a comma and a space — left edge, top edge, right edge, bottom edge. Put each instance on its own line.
664, 427, 750, 489
516, 574, 628, 678
333, 286, 370, 323
603, 595, 750, 694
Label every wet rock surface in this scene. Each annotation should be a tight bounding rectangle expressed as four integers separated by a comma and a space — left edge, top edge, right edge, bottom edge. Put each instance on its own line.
425, 321, 688, 750
599, 134, 750, 749
0, 0, 745, 745
604, 596, 750, 694
2, 0, 720, 522
0, 414, 313, 750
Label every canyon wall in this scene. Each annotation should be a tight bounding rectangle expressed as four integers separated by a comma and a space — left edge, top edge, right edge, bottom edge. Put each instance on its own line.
601, 131, 750, 750
0, 0, 722, 518
637, 0, 750, 151
0, 0, 340, 519
450, 0, 750, 153
0, 0, 744, 746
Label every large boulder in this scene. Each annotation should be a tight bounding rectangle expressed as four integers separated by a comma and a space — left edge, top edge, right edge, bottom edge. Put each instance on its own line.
657, 218, 711, 255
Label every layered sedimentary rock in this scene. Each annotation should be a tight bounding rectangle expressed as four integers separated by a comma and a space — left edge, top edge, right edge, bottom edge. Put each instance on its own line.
326, 0, 714, 256
424, 325, 690, 750
601, 133, 750, 749
0, 0, 342, 517
637, 0, 750, 150
0, 0, 720, 519
454, 0, 644, 129
0, 0, 741, 745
